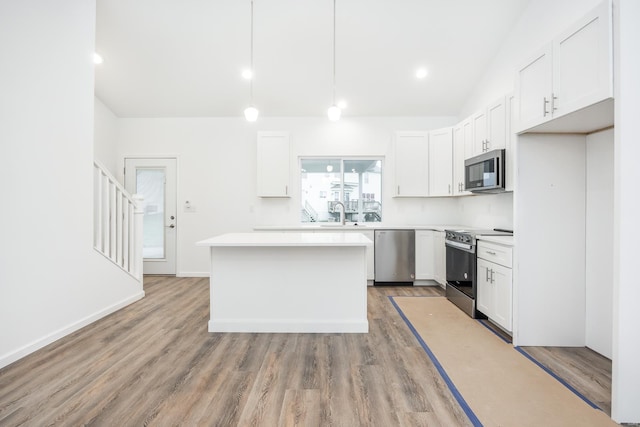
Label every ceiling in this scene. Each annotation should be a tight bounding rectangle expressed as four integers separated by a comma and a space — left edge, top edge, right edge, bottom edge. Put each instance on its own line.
94, 0, 530, 118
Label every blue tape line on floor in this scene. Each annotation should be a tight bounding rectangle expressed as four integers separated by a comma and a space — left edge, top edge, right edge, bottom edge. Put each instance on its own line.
514, 346, 601, 411
388, 296, 483, 427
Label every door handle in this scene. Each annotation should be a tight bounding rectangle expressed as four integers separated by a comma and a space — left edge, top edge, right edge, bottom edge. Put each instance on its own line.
166, 224, 175, 229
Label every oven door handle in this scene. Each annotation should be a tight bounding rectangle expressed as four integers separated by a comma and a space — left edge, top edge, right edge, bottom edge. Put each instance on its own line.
445, 240, 474, 252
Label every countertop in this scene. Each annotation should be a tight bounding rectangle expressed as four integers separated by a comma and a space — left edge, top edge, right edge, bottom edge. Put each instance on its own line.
253, 224, 470, 232
477, 235, 514, 246
197, 232, 373, 247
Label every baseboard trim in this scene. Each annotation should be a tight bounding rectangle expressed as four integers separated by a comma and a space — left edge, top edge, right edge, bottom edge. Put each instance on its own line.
208, 319, 369, 333
0, 291, 145, 369
177, 272, 209, 278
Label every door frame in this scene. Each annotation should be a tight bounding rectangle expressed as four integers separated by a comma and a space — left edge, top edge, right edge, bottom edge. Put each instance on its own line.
122, 155, 179, 276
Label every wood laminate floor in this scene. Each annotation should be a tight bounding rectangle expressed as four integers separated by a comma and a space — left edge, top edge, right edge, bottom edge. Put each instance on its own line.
0, 277, 614, 426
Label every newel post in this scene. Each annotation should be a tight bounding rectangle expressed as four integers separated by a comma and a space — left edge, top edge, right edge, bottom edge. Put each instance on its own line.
133, 194, 145, 281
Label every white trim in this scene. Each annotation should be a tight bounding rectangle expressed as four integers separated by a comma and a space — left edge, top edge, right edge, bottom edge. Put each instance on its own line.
0, 291, 144, 369
208, 319, 369, 333
177, 271, 209, 278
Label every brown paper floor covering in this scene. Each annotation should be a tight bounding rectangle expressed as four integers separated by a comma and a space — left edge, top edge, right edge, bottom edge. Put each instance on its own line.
392, 296, 617, 427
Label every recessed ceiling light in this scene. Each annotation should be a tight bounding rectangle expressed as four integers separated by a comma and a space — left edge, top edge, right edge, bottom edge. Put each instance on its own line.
337, 99, 347, 109
242, 69, 253, 80
416, 68, 428, 79
93, 53, 104, 64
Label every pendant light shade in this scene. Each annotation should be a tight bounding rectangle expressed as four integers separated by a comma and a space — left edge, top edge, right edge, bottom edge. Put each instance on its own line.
244, 0, 258, 122
328, 0, 341, 121
327, 104, 341, 121
244, 105, 259, 122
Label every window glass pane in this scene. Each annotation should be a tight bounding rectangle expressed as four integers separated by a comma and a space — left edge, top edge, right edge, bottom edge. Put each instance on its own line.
301, 159, 341, 222
343, 160, 382, 222
136, 168, 165, 258
301, 158, 382, 223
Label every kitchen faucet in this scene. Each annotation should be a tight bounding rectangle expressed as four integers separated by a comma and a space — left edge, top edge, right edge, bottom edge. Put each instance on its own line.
334, 201, 346, 225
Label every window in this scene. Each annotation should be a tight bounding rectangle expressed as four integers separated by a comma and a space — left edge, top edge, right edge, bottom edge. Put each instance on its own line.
300, 158, 382, 223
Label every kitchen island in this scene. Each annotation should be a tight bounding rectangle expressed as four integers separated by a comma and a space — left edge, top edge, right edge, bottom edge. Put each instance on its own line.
197, 232, 371, 333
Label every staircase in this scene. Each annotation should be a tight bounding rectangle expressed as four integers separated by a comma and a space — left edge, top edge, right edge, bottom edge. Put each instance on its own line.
93, 160, 144, 281
301, 201, 318, 222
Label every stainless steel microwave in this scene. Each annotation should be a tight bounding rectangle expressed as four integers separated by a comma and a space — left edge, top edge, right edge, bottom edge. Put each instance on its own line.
464, 149, 506, 193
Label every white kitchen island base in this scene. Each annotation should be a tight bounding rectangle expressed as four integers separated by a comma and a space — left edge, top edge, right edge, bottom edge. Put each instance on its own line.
197, 233, 371, 333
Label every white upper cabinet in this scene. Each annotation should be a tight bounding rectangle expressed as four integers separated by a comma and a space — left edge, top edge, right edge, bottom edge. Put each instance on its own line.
516, 1, 613, 133
428, 127, 453, 197
452, 123, 469, 196
468, 96, 507, 158
257, 131, 291, 197
486, 97, 507, 152
471, 109, 487, 156
517, 44, 553, 131
393, 132, 429, 197
505, 93, 516, 192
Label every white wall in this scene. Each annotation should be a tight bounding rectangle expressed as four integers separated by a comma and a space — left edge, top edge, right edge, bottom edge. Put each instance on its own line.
458, 193, 513, 230
612, 0, 640, 422
585, 128, 614, 359
94, 97, 119, 174
515, 134, 586, 346
0, 0, 143, 368
115, 116, 465, 276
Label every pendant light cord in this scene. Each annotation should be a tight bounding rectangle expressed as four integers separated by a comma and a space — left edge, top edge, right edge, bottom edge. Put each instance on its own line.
332, 0, 336, 105
250, 0, 254, 104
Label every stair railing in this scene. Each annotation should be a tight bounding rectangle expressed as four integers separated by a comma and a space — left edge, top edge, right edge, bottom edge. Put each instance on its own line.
93, 160, 144, 281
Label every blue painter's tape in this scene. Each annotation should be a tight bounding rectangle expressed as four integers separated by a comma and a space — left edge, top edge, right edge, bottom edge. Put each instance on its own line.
388, 296, 483, 427
475, 319, 512, 344
514, 346, 602, 411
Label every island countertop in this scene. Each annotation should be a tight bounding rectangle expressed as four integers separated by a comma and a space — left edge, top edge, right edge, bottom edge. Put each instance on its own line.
197, 232, 372, 247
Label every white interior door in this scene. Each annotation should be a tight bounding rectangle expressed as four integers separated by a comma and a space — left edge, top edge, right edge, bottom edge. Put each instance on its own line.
124, 158, 177, 275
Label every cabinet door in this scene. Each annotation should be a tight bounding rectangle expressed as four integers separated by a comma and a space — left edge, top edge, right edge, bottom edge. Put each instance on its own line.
471, 110, 487, 156
415, 230, 435, 280
486, 97, 506, 152
434, 231, 446, 285
492, 263, 513, 332
452, 123, 467, 196
428, 128, 453, 197
257, 132, 290, 197
553, 1, 612, 118
394, 132, 429, 197
476, 258, 493, 317
505, 93, 515, 192
516, 44, 553, 132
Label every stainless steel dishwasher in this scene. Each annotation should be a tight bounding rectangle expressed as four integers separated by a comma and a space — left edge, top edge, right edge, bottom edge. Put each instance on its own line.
374, 229, 415, 285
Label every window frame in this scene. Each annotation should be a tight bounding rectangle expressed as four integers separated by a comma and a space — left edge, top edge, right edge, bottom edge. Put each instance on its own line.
299, 156, 384, 224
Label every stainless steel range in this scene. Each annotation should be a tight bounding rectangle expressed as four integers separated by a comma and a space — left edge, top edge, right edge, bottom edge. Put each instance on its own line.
445, 228, 512, 318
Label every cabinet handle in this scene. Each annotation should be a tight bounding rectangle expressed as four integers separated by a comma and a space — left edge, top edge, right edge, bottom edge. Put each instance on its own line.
543, 97, 550, 117
486, 267, 490, 282
551, 93, 558, 112
285, 185, 288, 195
486, 250, 496, 255
397, 185, 400, 195
485, 140, 490, 152
448, 184, 451, 194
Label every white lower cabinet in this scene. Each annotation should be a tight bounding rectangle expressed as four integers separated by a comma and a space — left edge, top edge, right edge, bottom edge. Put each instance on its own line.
434, 231, 446, 286
415, 230, 435, 280
476, 241, 513, 332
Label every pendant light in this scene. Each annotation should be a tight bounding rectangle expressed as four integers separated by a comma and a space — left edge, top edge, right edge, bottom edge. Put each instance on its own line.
244, 0, 259, 122
327, 0, 341, 121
